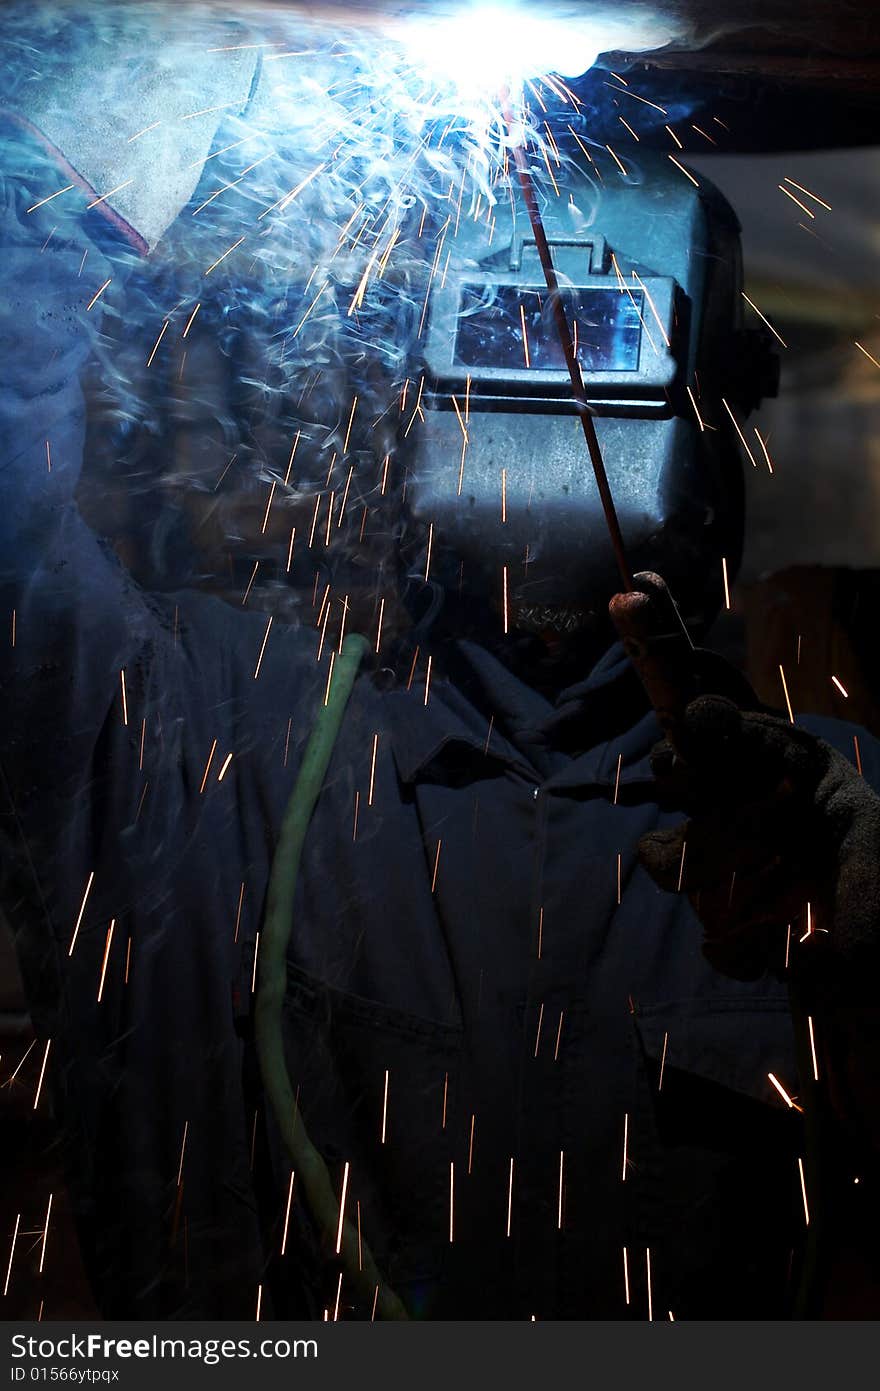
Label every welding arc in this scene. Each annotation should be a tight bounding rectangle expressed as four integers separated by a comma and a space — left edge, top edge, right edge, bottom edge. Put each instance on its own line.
501, 94, 633, 593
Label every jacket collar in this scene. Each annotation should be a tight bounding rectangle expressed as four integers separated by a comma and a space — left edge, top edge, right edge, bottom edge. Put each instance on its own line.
385, 638, 661, 791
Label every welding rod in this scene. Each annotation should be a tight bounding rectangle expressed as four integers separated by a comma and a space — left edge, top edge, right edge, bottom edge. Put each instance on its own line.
501, 92, 633, 593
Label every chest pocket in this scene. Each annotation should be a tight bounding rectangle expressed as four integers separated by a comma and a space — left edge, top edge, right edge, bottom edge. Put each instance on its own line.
277, 963, 463, 1316
631, 998, 803, 1318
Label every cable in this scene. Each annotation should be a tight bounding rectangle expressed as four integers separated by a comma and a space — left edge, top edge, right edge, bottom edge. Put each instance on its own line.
255, 631, 407, 1320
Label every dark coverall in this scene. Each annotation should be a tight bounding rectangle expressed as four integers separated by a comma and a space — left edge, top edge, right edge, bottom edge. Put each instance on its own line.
2, 133, 877, 1321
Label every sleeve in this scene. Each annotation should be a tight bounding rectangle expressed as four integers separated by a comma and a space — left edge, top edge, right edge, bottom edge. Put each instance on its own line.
0, 135, 289, 1028
799, 712, 880, 794
0, 125, 332, 1319
0, 142, 162, 802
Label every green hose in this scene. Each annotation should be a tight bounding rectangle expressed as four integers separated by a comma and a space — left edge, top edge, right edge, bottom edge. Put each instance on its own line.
255, 632, 407, 1320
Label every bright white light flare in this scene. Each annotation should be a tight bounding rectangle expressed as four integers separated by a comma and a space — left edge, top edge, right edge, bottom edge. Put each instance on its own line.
390, 2, 683, 100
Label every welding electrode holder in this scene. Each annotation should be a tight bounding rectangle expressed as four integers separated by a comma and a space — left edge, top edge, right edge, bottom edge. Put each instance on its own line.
608, 570, 758, 746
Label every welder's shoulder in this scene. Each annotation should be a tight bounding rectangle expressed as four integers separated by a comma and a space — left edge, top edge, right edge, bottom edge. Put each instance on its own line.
798, 712, 880, 790
166, 589, 319, 690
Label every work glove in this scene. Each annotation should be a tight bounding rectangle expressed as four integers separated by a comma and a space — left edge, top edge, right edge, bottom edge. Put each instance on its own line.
638, 695, 880, 987
6, 15, 259, 252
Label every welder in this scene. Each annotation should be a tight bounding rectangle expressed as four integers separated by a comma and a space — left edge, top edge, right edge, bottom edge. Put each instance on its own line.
2, 14, 880, 1323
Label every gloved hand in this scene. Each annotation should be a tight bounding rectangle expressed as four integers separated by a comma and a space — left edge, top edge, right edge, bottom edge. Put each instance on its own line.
638, 695, 880, 985
6, 15, 259, 252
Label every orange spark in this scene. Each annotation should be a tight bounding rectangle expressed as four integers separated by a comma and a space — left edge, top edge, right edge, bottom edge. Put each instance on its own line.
721, 556, 731, 610
33, 1039, 51, 1111
506, 1158, 515, 1237
767, 1072, 798, 1109
424, 522, 434, 581
783, 177, 831, 211
5, 1040, 36, 1086
375, 598, 386, 655
798, 1157, 810, 1225
533, 1002, 544, 1058
431, 840, 442, 894
68, 872, 95, 957
97, 920, 115, 1003
261, 481, 277, 536
204, 235, 246, 276
686, 386, 705, 432
246, 937, 257, 999
39, 1193, 53, 1275
343, 396, 358, 453
27, 184, 74, 214
807, 1015, 819, 1081
741, 292, 787, 347
322, 652, 336, 707
778, 184, 814, 219
778, 665, 794, 723
606, 145, 628, 177
87, 179, 133, 210
3, 1214, 20, 1297
146, 320, 169, 367
253, 617, 274, 680
632, 272, 671, 348
177, 1121, 189, 1188
234, 883, 245, 943
854, 341, 880, 371
668, 154, 699, 187
751, 428, 773, 474
86, 278, 112, 312
127, 120, 161, 143
449, 1162, 455, 1243
335, 1162, 350, 1255
721, 398, 758, 466
199, 739, 218, 795
368, 734, 379, 806
676, 841, 687, 893
604, 84, 666, 115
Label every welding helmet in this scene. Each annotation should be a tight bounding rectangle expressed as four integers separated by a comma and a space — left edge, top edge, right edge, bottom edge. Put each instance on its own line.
403, 148, 778, 640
